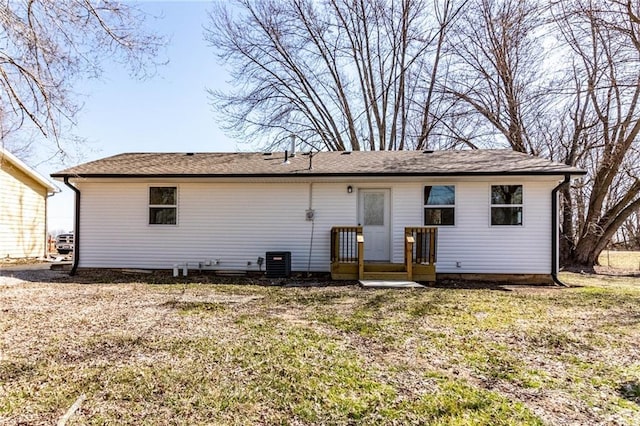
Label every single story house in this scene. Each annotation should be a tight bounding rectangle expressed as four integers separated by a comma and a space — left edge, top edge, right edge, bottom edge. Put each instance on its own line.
1, 147, 58, 259
51, 149, 584, 283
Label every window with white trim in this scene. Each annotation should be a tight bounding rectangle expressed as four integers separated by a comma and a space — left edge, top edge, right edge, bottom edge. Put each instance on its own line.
491, 185, 522, 225
149, 187, 177, 225
424, 185, 455, 226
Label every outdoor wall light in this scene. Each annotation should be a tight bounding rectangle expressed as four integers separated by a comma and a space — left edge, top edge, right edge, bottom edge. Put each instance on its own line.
347, 185, 353, 194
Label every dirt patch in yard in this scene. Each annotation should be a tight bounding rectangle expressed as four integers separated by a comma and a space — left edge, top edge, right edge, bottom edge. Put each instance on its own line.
1, 266, 566, 293
0, 267, 356, 287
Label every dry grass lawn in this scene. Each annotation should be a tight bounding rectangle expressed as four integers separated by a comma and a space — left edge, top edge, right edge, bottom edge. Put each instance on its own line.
0, 268, 639, 425
598, 250, 640, 271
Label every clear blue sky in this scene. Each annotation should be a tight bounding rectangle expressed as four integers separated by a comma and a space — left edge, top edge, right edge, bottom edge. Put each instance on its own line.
39, 1, 238, 232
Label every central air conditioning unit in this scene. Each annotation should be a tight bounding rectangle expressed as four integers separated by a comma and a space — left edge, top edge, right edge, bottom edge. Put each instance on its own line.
265, 251, 291, 278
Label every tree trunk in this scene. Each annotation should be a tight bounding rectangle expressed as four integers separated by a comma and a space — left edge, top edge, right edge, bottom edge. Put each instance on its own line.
566, 234, 600, 271
559, 186, 575, 266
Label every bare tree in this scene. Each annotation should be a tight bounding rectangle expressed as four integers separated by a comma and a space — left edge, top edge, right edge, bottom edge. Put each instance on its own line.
614, 210, 640, 250
442, 0, 640, 269
0, 0, 164, 156
206, 0, 464, 151
442, 0, 551, 154
551, 0, 640, 269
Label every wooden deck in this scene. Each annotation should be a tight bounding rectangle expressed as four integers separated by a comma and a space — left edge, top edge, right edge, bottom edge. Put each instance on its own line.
330, 226, 437, 282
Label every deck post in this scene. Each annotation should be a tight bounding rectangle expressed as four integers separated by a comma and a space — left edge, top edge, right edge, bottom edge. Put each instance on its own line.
405, 235, 414, 281
331, 228, 339, 263
429, 228, 436, 264
357, 233, 364, 280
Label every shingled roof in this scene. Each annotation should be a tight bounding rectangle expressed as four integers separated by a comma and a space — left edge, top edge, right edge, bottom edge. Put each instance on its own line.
51, 149, 584, 178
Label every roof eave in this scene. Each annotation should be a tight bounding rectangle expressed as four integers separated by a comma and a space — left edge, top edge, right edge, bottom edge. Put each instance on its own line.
1, 148, 60, 192
51, 170, 587, 179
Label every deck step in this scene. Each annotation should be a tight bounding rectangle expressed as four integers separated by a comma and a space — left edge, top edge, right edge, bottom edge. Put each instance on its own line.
363, 263, 406, 273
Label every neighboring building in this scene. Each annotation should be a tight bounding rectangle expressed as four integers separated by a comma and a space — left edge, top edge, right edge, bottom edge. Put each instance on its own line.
51, 150, 583, 282
1, 148, 58, 259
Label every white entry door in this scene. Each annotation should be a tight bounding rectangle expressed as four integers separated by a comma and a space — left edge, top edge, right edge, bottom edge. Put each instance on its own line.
358, 189, 391, 261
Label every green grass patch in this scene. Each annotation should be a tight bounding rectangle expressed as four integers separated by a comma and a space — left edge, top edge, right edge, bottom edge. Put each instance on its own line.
405, 378, 543, 425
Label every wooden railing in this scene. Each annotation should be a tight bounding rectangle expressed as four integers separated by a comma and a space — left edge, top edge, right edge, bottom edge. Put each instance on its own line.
331, 226, 364, 280
331, 226, 363, 263
405, 227, 437, 265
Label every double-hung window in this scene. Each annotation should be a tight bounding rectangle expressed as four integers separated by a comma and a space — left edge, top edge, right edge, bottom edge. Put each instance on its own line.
149, 187, 177, 225
424, 185, 455, 226
491, 185, 522, 226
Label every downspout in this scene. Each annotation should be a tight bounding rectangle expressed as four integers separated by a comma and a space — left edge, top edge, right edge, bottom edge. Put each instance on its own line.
45, 191, 56, 258
551, 174, 571, 287
63, 177, 80, 276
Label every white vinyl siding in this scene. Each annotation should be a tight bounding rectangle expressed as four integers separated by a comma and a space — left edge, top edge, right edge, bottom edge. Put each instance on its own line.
434, 181, 553, 273
77, 178, 559, 274
78, 181, 355, 272
0, 164, 48, 258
